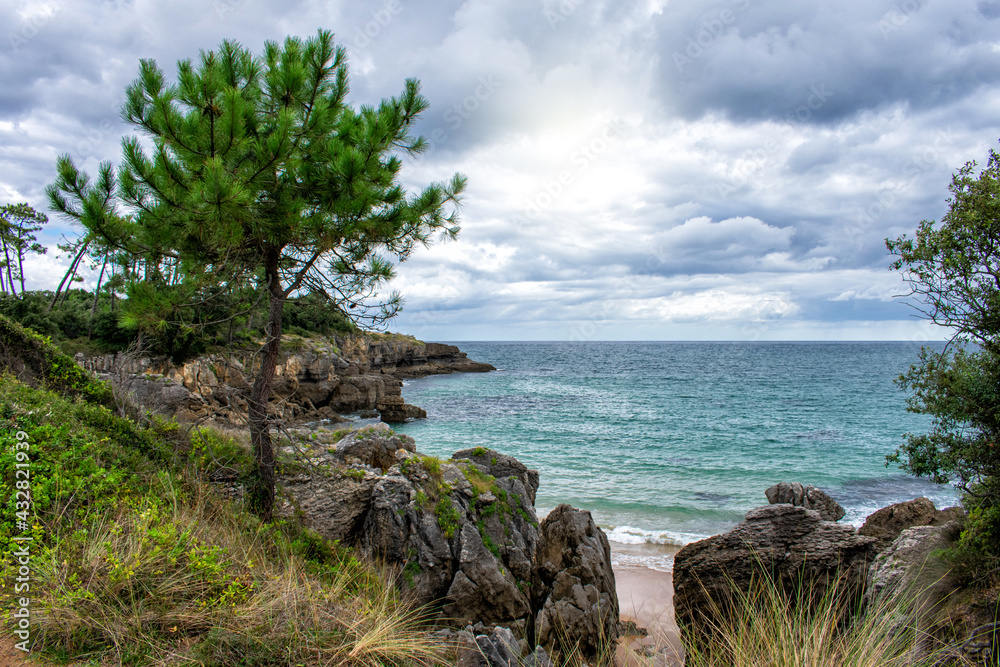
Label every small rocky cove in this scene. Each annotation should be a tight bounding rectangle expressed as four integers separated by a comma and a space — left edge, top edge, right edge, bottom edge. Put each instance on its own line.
76, 333, 495, 425
79, 337, 998, 665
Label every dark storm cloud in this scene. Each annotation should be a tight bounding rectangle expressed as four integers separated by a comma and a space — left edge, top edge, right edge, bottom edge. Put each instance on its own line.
3, 0, 1000, 339
655, 0, 1000, 124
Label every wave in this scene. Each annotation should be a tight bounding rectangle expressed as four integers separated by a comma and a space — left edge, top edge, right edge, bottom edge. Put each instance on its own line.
610, 549, 675, 573
605, 524, 706, 548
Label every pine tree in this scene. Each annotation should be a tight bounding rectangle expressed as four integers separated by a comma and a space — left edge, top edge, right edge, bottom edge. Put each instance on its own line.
47, 30, 465, 520
0, 203, 47, 297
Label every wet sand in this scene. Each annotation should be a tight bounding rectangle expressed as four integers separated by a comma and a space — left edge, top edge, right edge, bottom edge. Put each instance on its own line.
613, 543, 685, 666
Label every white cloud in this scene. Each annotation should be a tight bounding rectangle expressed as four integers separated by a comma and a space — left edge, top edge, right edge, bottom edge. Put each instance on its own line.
3, 0, 1000, 340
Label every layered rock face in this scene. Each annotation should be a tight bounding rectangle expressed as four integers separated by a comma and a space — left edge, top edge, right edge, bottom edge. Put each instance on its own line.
673, 504, 877, 633
275, 433, 618, 661
78, 334, 494, 424
674, 490, 997, 664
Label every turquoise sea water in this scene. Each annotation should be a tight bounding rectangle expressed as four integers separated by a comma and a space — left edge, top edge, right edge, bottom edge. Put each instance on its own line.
392, 342, 958, 568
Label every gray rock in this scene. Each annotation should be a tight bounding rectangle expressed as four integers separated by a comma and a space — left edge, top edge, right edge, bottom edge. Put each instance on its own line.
277, 467, 379, 543
765, 481, 845, 521
534, 504, 619, 660
475, 627, 521, 667
120, 374, 207, 420
673, 504, 877, 637
866, 522, 963, 660
455, 629, 484, 667
521, 646, 554, 667
360, 452, 539, 633
453, 448, 541, 505
281, 443, 617, 659
859, 497, 964, 550
867, 523, 958, 604
330, 422, 416, 471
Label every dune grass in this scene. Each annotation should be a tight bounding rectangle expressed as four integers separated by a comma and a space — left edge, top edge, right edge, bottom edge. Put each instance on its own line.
676, 569, 966, 667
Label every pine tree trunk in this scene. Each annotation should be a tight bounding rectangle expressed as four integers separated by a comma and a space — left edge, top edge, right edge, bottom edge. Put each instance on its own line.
49, 240, 90, 310
88, 254, 108, 338
1, 238, 16, 298
247, 248, 284, 521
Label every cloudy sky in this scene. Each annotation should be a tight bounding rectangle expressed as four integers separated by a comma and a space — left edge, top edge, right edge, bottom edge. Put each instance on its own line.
3, 0, 1000, 341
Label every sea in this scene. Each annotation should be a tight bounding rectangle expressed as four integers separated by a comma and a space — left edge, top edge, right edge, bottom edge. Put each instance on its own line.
390, 341, 960, 573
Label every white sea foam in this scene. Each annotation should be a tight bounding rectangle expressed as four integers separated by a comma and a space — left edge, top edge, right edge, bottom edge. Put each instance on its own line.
605, 525, 705, 548
610, 548, 675, 573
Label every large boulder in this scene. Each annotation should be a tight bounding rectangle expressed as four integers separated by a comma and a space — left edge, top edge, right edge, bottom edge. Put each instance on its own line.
859, 497, 964, 550
534, 504, 620, 660
275, 425, 412, 542
673, 505, 877, 636
278, 468, 380, 543
867, 523, 959, 608
360, 448, 542, 636
764, 481, 845, 521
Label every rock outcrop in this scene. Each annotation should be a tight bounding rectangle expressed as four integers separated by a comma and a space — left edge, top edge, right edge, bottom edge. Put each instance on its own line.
673, 504, 877, 635
764, 481, 845, 521
275, 432, 618, 660
360, 447, 541, 635
675, 494, 998, 665
534, 504, 619, 659
77, 333, 494, 425
859, 497, 964, 550
867, 523, 959, 610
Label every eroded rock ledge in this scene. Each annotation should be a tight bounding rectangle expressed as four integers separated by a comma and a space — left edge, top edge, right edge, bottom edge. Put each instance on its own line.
76, 333, 494, 425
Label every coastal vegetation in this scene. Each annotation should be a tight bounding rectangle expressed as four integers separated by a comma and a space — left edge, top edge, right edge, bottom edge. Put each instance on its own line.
45, 29, 466, 521
682, 570, 957, 667
887, 147, 1000, 588
0, 204, 47, 298
0, 288, 358, 361
0, 314, 445, 664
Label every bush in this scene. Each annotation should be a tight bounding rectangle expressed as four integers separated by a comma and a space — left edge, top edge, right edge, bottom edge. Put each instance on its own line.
887, 146, 1000, 583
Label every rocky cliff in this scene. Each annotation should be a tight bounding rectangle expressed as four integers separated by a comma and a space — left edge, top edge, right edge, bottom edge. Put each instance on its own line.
275, 424, 619, 662
77, 333, 494, 425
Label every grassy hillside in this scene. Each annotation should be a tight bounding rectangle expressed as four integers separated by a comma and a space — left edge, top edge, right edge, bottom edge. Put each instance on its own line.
0, 314, 441, 665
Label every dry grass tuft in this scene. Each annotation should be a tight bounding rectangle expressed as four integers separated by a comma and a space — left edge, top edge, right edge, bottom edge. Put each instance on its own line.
29, 474, 444, 666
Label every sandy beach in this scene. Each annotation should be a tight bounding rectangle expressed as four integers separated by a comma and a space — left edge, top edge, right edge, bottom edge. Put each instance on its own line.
613, 543, 685, 667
